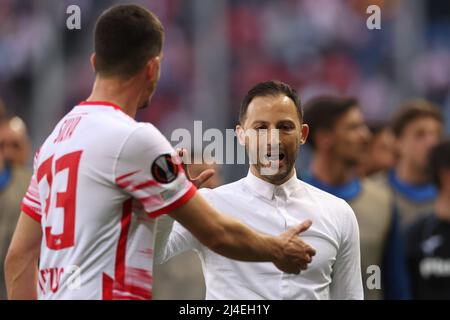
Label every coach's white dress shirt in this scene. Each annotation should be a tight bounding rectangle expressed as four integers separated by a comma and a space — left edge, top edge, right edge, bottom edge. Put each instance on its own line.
155, 170, 364, 300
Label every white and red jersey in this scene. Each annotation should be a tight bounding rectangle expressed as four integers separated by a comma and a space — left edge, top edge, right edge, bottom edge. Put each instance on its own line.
21, 101, 196, 300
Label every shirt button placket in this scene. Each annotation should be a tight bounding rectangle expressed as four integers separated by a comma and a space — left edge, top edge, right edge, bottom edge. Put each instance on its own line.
274, 187, 289, 299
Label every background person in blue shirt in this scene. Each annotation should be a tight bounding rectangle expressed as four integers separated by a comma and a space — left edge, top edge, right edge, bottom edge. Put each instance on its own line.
302, 96, 410, 300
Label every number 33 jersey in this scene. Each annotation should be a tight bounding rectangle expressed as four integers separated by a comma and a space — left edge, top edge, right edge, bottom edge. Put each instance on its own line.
21, 101, 196, 300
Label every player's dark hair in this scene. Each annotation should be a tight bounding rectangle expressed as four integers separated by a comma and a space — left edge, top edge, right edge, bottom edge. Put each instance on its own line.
94, 4, 164, 78
239, 80, 302, 124
428, 140, 450, 189
303, 96, 359, 149
391, 99, 443, 137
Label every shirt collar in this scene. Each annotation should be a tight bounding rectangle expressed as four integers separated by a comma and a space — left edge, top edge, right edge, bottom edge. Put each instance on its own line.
388, 169, 437, 203
78, 101, 123, 111
244, 169, 300, 201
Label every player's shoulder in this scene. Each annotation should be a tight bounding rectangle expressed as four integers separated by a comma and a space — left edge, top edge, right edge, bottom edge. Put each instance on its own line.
121, 122, 170, 149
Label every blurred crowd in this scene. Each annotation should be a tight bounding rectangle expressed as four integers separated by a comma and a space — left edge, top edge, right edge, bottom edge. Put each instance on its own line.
1, 0, 450, 299
0, 101, 31, 299
1, 1, 449, 136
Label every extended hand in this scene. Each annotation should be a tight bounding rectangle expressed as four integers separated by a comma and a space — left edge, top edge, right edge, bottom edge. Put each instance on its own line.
273, 219, 316, 274
176, 148, 215, 188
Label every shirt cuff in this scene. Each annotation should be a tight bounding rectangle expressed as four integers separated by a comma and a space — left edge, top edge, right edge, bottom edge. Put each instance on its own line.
21, 203, 42, 223
147, 184, 197, 219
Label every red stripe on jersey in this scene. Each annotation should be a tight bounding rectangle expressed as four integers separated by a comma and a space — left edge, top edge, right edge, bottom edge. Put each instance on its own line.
131, 179, 159, 191
115, 170, 140, 183
116, 180, 133, 190
102, 199, 153, 300
102, 273, 114, 300
147, 183, 197, 218
24, 194, 41, 206
115, 199, 132, 286
78, 101, 123, 111
27, 189, 40, 199
101, 199, 132, 300
138, 194, 164, 209
22, 203, 42, 223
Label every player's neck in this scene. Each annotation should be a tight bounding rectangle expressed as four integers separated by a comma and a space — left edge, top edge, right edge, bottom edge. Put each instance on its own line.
435, 191, 450, 222
311, 152, 356, 186
395, 159, 428, 185
87, 77, 142, 118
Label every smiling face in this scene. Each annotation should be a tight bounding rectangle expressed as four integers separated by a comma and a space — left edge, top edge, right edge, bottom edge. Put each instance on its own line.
237, 94, 308, 185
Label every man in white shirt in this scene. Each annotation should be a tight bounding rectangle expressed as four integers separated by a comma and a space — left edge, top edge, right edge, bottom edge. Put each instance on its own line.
155, 80, 364, 300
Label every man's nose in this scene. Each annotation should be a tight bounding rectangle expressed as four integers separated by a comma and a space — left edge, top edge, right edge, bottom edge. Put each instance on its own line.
267, 129, 280, 145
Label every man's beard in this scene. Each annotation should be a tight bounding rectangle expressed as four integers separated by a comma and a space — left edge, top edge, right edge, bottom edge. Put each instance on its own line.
247, 145, 296, 184
257, 164, 292, 184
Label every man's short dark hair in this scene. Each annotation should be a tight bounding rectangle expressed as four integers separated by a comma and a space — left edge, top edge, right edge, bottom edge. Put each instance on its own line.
239, 80, 302, 124
428, 140, 450, 189
303, 96, 359, 149
391, 99, 443, 137
94, 4, 164, 78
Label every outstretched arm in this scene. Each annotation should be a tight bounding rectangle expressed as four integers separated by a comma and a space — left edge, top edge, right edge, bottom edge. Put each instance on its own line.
169, 193, 316, 274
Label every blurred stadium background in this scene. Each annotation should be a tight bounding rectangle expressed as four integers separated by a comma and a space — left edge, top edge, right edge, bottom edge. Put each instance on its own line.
1, 0, 450, 175
0, 0, 449, 299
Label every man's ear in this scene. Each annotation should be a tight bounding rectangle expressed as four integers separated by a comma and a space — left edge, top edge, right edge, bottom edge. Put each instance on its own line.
299, 124, 309, 145
90, 53, 96, 72
147, 56, 161, 81
236, 124, 246, 146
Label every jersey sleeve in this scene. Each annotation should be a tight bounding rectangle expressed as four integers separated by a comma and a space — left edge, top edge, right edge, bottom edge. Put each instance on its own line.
153, 215, 201, 264
21, 149, 43, 223
113, 124, 196, 218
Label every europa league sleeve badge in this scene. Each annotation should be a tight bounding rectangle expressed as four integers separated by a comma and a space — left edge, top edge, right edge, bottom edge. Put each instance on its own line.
151, 154, 179, 184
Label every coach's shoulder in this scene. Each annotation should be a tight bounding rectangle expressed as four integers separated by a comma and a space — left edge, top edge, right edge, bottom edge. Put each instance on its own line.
300, 179, 348, 207
299, 179, 356, 220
